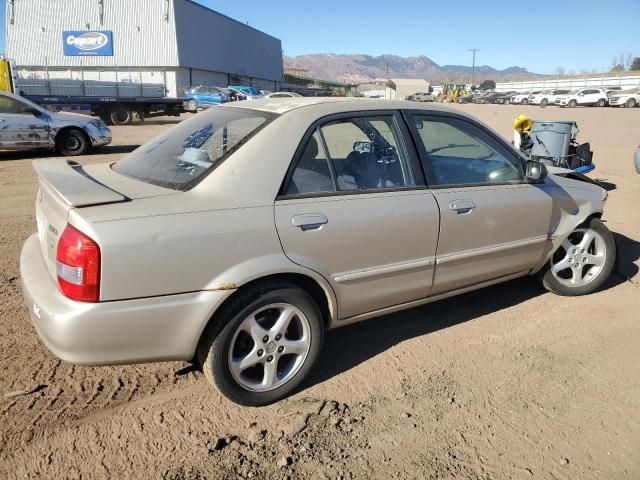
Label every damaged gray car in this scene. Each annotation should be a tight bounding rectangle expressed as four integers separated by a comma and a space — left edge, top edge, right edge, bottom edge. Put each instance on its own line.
0, 91, 111, 156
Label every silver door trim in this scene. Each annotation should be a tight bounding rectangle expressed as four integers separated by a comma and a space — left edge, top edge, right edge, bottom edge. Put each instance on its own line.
331, 270, 530, 327
437, 236, 550, 265
334, 257, 436, 284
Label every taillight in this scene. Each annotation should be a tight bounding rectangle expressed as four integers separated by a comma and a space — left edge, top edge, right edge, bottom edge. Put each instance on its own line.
56, 224, 101, 302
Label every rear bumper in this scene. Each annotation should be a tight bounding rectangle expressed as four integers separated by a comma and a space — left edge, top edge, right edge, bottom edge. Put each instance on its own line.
20, 234, 232, 365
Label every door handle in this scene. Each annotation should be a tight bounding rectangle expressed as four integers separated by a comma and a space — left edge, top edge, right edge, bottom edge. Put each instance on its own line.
291, 213, 328, 231
449, 199, 476, 214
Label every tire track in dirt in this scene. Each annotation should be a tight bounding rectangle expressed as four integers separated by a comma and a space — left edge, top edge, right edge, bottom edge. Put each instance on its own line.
1, 360, 199, 454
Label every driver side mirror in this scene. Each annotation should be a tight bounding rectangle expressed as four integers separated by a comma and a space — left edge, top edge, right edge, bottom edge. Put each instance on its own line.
525, 160, 548, 183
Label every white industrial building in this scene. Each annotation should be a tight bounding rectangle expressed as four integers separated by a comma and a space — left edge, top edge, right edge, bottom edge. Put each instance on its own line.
385, 79, 431, 100
4, 0, 283, 97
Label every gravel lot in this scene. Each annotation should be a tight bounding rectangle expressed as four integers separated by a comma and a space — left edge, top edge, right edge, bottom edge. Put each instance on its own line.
1, 104, 639, 479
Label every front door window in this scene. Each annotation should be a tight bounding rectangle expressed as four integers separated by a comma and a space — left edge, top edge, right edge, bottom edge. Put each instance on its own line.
410, 115, 524, 186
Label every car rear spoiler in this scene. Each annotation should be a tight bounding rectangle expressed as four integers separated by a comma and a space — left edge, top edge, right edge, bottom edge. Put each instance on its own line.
33, 159, 128, 207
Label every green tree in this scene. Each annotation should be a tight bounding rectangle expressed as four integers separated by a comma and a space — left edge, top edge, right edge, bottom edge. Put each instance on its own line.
630, 57, 640, 71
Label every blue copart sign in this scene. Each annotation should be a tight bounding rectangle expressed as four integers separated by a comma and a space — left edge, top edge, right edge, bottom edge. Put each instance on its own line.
62, 31, 113, 56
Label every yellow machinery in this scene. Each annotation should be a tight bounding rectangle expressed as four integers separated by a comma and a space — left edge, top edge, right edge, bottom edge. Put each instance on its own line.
0, 58, 16, 93
436, 83, 468, 103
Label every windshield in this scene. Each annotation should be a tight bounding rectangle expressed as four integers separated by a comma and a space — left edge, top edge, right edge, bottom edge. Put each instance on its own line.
114, 107, 275, 190
231, 86, 259, 96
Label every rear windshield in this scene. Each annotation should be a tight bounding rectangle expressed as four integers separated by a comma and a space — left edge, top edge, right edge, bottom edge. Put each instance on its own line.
114, 107, 275, 190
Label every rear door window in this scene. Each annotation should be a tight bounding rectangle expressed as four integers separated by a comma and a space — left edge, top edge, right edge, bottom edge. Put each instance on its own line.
114, 108, 275, 190
285, 115, 417, 195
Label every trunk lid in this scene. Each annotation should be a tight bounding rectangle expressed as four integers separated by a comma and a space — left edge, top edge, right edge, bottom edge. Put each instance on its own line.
33, 159, 177, 280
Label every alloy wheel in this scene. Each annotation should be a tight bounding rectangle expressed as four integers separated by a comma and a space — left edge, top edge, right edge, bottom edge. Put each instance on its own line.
227, 303, 311, 392
550, 228, 607, 288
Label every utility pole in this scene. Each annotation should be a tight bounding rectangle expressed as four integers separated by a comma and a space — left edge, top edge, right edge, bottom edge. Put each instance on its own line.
385, 59, 390, 99
469, 48, 480, 86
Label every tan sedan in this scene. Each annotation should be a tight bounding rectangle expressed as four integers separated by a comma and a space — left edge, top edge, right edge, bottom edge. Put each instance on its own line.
20, 98, 616, 406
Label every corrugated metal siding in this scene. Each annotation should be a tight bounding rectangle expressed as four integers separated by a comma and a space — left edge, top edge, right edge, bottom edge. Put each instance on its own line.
174, 0, 283, 83
6, 0, 179, 67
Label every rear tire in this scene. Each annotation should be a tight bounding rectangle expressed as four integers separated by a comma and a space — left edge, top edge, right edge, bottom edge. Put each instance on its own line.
521, 98, 528, 105
541, 218, 616, 296
56, 128, 90, 156
597, 98, 606, 107
540, 98, 548, 107
197, 281, 324, 406
625, 98, 636, 108
568, 100, 577, 108
108, 105, 133, 125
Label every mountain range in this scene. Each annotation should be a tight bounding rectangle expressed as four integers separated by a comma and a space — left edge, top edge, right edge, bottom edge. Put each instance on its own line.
284, 54, 541, 84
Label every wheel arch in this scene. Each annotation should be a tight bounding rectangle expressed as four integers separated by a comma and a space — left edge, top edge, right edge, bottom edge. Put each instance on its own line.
194, 268, 338, 359
54, 125, 91, 152
532, 204, 605, 276
236, 272, 334, 327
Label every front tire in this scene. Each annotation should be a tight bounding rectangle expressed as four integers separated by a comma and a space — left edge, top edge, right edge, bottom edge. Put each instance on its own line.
56, 128, 90, 156
197, 282, 324, 406
568, 99, 577, 108
521, 98, 529, 105
597, 98, 607, 107
542, 218, 616, 296
186, 99, 198, 112
540, 98, 548, 107
625, 98, 636, 108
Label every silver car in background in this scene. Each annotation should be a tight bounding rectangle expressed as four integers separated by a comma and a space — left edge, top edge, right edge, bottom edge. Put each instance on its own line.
0, 91, 111, 156
20, 98, 616, 406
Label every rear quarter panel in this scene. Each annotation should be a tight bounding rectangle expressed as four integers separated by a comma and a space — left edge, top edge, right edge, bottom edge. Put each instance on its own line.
71, 203, 285, 301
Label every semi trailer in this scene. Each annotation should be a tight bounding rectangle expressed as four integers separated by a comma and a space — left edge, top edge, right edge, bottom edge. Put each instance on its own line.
0, 58, 184, 125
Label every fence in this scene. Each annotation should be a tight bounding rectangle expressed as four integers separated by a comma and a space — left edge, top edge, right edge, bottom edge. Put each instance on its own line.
495, 74, 640, 92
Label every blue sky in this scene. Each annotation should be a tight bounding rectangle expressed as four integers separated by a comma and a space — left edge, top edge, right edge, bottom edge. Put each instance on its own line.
1, 0, 638, 74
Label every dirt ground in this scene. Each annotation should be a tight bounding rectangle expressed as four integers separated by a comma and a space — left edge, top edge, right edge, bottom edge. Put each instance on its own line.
0, 104, 639, 480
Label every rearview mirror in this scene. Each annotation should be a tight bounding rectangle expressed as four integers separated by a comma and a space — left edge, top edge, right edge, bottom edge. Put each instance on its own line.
525, 160, 548, 183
